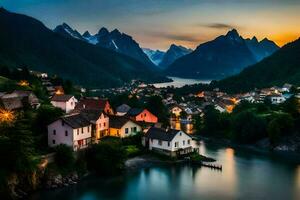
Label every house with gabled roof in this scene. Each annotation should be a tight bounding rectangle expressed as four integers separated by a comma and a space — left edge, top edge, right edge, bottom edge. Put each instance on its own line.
126, 108, 158, 123
109, 115, 142, 138
75, 97, 113, 115
47, 113, 92, 151
51, 94, 77, 113
142, 127, 195, 157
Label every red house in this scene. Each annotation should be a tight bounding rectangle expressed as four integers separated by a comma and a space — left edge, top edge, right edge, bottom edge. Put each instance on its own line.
126, 108, 158, 123
75, 98, 113, 114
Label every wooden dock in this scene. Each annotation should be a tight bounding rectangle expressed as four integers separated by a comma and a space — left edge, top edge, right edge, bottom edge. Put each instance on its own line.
201, 162, 222, 170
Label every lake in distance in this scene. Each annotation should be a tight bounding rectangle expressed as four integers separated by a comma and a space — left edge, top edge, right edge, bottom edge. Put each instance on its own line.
29, 141, 300, 200
152, 76, 211, 88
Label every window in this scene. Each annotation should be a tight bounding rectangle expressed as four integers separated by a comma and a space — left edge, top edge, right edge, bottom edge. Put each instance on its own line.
53, 130, 56, 135
88, 126, 90, 132
62, 121, 65, 126
81, 128, 83, 134
168, 142, 170, 147
144, 113, 146, 117
125, 128, 129, 134
158, 140, 162, 146
103, 122, 106, 127
183, 140, 185, 146
52, 140, 56, 144
175, 142, 179, 147
179, 132, 182, 136
133, 127, 137, 132
77, 129, 79, 135
65, 130, 68, 136
71, 102, 73, 106
188, 140, 190, 145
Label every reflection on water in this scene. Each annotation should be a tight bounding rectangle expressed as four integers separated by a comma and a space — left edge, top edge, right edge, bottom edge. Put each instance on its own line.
170, 119, 194, 134
30, 142, 300, 200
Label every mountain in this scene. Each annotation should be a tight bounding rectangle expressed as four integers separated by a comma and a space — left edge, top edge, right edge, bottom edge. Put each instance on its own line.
54, 24, 154, 67
216, 38, 300, 93
159, 44, 192, 68
0, 8, 166, 88
245, 36, 279, 61
142, 48, 165, 66
165, 29, 278, 79
54, 23, 85, 41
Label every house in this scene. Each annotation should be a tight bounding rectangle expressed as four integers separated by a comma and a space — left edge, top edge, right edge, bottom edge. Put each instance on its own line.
80, 109, 109, 141
267, 94, 286, 104
109, 116, 142, 138
282, 83, 292, 93
75, 98, 114, 114
126, 108, 158, 123
51, 95, 78, 113
142, 127, 195, 157
115, 104, 131, 116
47, 113, 92, 151
0, 90, 40, 110
170, 105, 183, 117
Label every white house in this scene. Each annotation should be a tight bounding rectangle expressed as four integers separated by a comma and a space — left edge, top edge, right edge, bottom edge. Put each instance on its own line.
51, 94, 78, 113
109, 116, 142, 138
142, 127, 195, 157
47, 113, 92, 151
267, 94, 286, 104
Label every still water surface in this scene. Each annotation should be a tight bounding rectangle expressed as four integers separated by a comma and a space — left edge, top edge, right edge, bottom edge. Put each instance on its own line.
152, 76, 211, 88
29, 142, 300, 200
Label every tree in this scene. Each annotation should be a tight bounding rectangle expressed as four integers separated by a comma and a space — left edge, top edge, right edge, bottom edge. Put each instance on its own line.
146, 95, 169, 125
232, 111, 267, 144
54, 144, 75, 171
87, 141, 125, 175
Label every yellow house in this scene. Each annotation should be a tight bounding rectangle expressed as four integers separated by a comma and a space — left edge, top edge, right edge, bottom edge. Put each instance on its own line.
109, 116, 142, 138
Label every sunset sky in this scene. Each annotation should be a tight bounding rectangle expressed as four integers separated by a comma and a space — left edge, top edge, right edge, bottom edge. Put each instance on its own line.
1, 0, 300, 50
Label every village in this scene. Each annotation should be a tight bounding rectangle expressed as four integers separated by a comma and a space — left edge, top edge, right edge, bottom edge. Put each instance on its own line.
1, 70, 299, 157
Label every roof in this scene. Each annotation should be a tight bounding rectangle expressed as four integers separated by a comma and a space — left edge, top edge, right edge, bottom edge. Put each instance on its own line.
75, 98, 108, 111
126, 108, 144, 116
116, 104, 131, 113
145, 127, 190, 141
0, 97, 23, 110
61, 113, 90, 129
51, 94, 74, 102
109, 115, 134, 129
80, 109, 106, 122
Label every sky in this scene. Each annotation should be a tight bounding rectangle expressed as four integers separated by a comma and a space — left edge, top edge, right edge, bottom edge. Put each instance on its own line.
1, 0, 300, 50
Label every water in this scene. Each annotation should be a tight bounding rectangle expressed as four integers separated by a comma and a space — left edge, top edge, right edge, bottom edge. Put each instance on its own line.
29, 142, 300, 200
152, 76, 211, 88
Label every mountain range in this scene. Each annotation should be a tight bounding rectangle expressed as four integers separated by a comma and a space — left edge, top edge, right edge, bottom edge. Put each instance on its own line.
143, 45, 192, 69
217, 37, 300, 93
165, 29, 279, 79
0, 8, 166, 88
54, 24, 154, 67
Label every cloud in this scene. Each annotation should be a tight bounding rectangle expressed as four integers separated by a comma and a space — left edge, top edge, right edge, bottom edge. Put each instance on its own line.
148, 31, 203, 42
199, 23, 239, 30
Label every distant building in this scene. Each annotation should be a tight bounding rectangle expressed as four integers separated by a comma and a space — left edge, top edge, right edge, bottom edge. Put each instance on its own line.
126, 108, 158, 123
75, 98, 114, 115
267, 94, 286, 104
47, 113, 92, 151
0, 90, 40, 110
142, 127, 195, 157
109, 116, 142, 138
169, 105, 183, 117
115, 104, 131, 116
51, 95, 78, 113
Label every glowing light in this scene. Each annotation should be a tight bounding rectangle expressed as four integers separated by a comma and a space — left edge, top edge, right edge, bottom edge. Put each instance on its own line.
18, 80, 29, 87
0, 109, 15, 123
55, 90, 63, 95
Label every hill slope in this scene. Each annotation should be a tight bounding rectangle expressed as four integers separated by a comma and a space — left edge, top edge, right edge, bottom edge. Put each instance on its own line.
217, 38, 300, 92
0, 8, 164, 88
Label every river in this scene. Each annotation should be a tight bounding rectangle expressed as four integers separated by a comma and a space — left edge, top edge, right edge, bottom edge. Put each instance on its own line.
152, 76, 211, 88
29, 141, 300, 200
